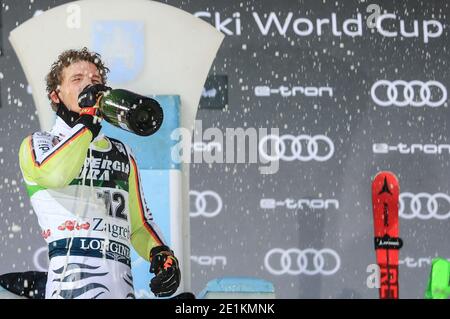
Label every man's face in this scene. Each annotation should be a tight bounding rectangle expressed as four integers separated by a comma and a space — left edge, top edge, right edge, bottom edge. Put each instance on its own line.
53, 60, 103, 114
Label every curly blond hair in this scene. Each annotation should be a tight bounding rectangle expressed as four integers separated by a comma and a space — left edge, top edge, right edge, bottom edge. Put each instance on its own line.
45, 47, 110, 111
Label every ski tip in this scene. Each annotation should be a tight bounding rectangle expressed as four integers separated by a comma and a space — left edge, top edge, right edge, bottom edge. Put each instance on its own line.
373, 171, 399, 182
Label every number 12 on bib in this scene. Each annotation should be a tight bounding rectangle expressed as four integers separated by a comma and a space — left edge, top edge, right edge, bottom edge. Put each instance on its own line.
371, 171, 403, 299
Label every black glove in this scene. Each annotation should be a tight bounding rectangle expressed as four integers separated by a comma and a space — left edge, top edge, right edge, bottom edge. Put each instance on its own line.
76, 84, 111, 139
77, 84, 111, 108
149, 245, 181, 297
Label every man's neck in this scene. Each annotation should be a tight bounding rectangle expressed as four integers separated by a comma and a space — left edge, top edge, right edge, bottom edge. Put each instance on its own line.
56, 103, 80, 128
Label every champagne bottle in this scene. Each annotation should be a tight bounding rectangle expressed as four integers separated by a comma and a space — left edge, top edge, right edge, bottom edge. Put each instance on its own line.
98, 89, 163, 136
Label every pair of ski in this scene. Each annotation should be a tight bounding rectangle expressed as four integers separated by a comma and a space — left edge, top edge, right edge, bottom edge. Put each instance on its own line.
371, 171, 403, 299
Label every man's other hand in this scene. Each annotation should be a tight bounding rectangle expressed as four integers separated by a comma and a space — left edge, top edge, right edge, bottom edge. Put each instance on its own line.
149, 245, 181, 297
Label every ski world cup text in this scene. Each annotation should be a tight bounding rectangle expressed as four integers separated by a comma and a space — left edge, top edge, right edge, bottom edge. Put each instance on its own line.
194, 11, 443, 44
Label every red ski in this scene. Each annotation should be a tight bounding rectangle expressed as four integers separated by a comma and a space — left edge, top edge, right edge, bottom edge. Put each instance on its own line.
371, 171, 403, 299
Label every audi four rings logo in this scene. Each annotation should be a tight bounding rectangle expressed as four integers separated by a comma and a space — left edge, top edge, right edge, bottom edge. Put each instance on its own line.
399, 192, 450, 220
189, 190, 223, 218
259, 135, 335, 162
264, 248, 341, 276
371, 80, 447, 107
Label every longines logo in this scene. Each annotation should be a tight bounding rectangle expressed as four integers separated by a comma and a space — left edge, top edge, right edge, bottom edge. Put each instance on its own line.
79, 238, 130, 260
373, 143, 450, 155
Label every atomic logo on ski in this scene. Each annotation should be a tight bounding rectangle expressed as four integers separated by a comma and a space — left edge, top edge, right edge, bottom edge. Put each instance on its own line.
371, 171, 403, 299
378, 177, 392, 195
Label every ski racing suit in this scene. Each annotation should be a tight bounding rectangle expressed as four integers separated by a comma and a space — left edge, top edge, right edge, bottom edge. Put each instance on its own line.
18, 116, 167, 299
